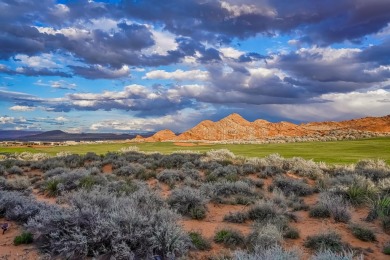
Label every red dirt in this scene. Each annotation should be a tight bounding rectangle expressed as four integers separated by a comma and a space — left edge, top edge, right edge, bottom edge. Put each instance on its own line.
180, 203, 252, 260
31, 189, 57, 205
102, 163, 112, 174
0, 219, 40, 260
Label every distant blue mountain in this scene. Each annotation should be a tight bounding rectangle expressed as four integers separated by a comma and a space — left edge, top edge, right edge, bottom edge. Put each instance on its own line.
0, 130, 154, 141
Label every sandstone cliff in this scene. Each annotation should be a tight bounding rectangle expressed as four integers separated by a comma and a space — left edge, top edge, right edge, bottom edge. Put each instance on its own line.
132, 114, 390, 142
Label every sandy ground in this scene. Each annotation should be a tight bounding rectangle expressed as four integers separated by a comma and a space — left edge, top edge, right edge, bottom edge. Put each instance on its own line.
0, 219, 40, 260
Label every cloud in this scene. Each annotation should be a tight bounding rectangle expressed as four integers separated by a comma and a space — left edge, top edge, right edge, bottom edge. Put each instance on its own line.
45, 84, 195, 116
0, 64, 72, 77
9, 105, 36, 112
266, 89, 390, 121
14, 53, 60, 69
69, 65, 131, 79
143, 69, 209, 81
35, 80, 77, 90
0, 116, 15, 124
55, 116, 68, 122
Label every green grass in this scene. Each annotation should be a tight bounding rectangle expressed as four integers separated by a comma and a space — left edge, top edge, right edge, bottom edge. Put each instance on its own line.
1, 137, 390, 164
14, 232, 33, 246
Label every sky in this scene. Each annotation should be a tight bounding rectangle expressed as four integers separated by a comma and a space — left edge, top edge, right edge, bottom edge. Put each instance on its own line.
1, 0, 390, 133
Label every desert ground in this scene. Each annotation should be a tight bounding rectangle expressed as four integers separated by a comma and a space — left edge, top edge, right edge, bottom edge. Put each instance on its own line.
1, 145, 390, 259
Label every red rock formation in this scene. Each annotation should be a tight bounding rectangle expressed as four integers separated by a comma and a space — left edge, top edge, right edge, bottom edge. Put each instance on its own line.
145, 129, 177, 142
133, 114, 390, 142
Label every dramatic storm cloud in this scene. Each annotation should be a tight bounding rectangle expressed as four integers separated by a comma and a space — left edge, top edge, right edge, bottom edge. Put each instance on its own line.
0, 0, 389, 132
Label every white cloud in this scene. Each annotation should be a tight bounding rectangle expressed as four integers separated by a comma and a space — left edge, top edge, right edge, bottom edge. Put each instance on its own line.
269, 89, 390, 121
0, 116, 15, 124
143, 29, 178, 55
15, 53, 59, 69
143, 69, 209, 81
9, 105, 36, 112
220, 1, 276, 17
220, 47, 244, 59
94, 64, 130, 78
35, 79, 77, 90
55, 116, 68, 122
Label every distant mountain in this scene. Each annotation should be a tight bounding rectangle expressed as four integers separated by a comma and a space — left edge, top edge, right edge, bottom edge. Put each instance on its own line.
133, 113, 390, 142
0, 130, 43, 141
1, 130, 154, 142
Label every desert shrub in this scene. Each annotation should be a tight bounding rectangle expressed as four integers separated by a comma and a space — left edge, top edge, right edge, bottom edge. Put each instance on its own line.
167, 187, 208, 219
43, 169, 103, 195
206, 149, 236, 161
234, 245, 301, 260
0, 177, 31, 191
223, 212, 248, 223
0, 190, 54, 222
27, 187, 191, 259
7, 165, 23, 175
317, 193, 351, 223
355, 159, 390, 181
200, 161, 223, 171
34, 158, 66, 171
241, 163, 257, 175
349, 224, 376, 242
45, 179, 61, 197
159, 153, 194, 169
243, 178, 264, 189
378, 178, 390, 194
247, 223, 283, 249
79, 174, 107, 190
384, 241, 390, 255
214, 228, 245, 248
83, 152, 100, 161
382, 217, 390, 233
0, 165, 5, 175
366, 195, 390, 221
304, 232, 344, 252
119, 146, 140, 153
201, 181, 257, 204
209, 165, 240, 180
157, 169, 184, 185
272, 176, 315, 196
113, 163, 146, 177
106, 179, 139, 195
283, 226, 300, 239
286, 157, 324, 179
287, 196, 309, 211
260, 154, 286, 176
182, 168, 201, 181
247, 201, 282, 223
44, 167, 70, 178
189, 231, 211, 250
63, 154, 84, 168
309, 204, 331, 218
345, 176, 378, 205
310, 249, 359, 260
14, 232, 33, 245
202, 181, 255, 198
182, 161, 195, 169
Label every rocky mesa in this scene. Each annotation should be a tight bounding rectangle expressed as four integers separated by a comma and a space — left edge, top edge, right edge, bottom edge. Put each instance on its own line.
134, 113, 390, 142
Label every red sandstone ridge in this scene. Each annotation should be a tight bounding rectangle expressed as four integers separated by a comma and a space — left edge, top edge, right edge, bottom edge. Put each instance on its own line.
144, 129, 177, 142
301, 115, 390, 132
132, 114, 390, 142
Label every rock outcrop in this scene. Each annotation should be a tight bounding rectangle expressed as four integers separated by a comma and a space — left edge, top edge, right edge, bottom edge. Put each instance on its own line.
144, 129, 177, 142
132, 114, 390, 142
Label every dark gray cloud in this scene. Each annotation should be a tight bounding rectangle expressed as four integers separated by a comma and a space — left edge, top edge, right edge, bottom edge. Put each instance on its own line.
119, 0, 390, 44
1, 0, 389, 80
0, 64, 71, 77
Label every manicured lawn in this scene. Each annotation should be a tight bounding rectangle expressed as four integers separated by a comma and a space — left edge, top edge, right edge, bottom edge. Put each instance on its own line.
1, 137, 389, 164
